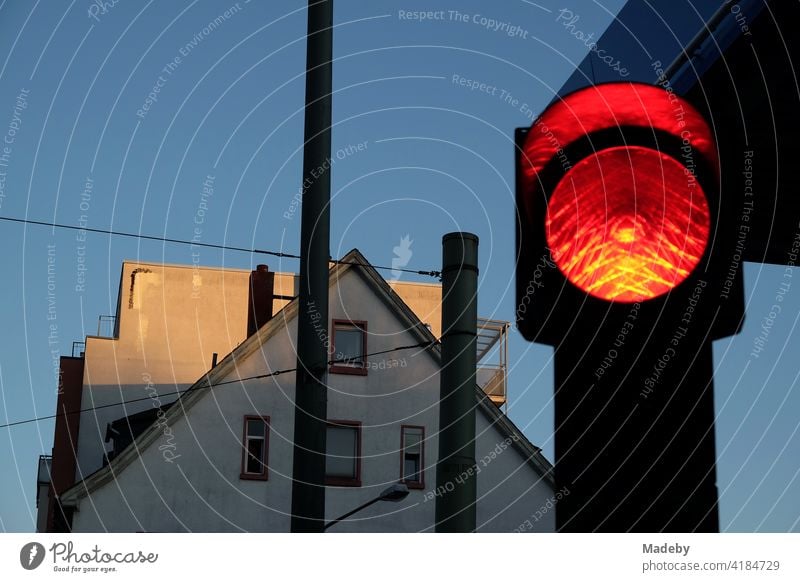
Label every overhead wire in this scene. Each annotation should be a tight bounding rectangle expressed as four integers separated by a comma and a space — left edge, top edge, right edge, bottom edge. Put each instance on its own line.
0, 340, 439, 430
0, 215, 442, 278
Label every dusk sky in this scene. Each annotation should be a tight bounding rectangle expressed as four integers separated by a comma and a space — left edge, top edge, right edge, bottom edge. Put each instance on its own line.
0, 0, 797, 533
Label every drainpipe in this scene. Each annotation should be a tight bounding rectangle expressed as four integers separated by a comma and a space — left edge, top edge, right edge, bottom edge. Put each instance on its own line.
435, 232, 479, 532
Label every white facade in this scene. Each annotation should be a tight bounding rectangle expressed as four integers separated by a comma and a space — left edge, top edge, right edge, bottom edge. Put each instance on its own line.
60, 252, 554, 532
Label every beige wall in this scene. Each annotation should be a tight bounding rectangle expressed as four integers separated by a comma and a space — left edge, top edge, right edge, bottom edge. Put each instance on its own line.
86, 262, 298, 385
388, 280, 442, 339
86, 262, 438, 388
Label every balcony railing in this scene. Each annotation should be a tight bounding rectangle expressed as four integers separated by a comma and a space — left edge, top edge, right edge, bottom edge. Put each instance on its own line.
96, 315, 117, 338
476, 318, 509, 410
36, 455, 52, 508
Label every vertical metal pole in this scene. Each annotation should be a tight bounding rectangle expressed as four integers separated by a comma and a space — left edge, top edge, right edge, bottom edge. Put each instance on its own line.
290, 0, 333, 533
436, 232, 479, 532
555, 315, 719, 532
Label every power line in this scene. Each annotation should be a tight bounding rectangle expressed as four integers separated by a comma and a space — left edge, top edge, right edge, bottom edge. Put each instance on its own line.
332, 257, 441, 279
328, 341, 437, 367
0, 215, 300, 259
0, 215, 441, 278
0, 340, 438, 430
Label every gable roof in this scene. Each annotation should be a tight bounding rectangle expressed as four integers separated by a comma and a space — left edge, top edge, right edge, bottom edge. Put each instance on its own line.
61, 250, 553, 505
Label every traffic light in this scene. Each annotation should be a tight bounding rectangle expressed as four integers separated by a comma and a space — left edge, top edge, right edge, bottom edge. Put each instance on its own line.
515, 82, 744, 532
516, 82, 743, 340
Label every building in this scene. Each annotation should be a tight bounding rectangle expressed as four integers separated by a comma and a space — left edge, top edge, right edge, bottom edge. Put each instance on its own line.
37, 250, 555, 532
37, 259, 296, 532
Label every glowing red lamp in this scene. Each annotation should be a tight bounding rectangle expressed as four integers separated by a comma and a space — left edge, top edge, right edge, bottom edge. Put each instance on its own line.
520, 82, 717, 303
546, 146, 710, 302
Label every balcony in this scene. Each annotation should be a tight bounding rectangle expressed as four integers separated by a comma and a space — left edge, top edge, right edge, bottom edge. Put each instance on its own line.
476, 318, 509, 410
36, 455, 52, 507
71, 341, 85, 358
95, 315, 118, 339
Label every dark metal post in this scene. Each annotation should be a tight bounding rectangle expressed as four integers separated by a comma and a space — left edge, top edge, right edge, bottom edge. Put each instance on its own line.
555, 303, 720, 532
435, 232, 479, 532
290, 0, 333, 533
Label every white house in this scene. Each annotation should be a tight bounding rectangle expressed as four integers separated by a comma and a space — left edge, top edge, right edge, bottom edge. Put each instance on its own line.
42, 250, 555, 532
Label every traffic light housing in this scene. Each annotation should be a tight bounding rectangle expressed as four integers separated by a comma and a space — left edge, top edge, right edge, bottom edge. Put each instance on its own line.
514, 82, 746, 532
515, 82, 744, 345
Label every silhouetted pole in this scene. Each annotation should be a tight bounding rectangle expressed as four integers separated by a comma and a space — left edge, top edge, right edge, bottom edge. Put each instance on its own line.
290, 0, 332, 533
555, 303, 720, 532
436, 232, 478, 532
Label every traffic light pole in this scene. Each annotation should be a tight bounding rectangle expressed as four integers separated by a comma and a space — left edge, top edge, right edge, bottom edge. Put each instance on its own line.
554, 302, 720, 532
290, 0, 333, 533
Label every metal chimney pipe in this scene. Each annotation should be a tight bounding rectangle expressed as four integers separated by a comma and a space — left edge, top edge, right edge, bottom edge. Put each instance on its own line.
435, 232, 479, 532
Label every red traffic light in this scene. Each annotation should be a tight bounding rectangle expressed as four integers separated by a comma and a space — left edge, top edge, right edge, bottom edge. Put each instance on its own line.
546, 146, 710, 302
520, 82, 718, 303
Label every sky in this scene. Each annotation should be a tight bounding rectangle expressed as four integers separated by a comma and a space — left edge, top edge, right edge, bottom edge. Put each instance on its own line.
0, 0, 797, 533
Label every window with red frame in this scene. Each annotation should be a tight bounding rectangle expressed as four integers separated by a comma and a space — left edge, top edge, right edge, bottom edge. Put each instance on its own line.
325, 421, 361, 487
240, 416, 269, 480
330, 320, 367, 375
400, 426, 424, 488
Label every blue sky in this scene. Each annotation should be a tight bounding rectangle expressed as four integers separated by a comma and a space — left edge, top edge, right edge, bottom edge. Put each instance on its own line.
0, 0, 797, 533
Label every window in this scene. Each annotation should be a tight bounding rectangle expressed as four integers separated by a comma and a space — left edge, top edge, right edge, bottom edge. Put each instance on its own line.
325, 421, 361, 486
330, 320, 367, 375
400, 426, 425, 488
240, 416, 269, 480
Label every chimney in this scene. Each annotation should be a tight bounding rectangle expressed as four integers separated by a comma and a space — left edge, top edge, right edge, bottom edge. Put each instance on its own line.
48, 355, 85, 532
247, 264, 275, 336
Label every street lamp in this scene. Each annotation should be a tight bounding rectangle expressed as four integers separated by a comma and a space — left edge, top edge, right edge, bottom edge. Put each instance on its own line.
324, 483, 410, 531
